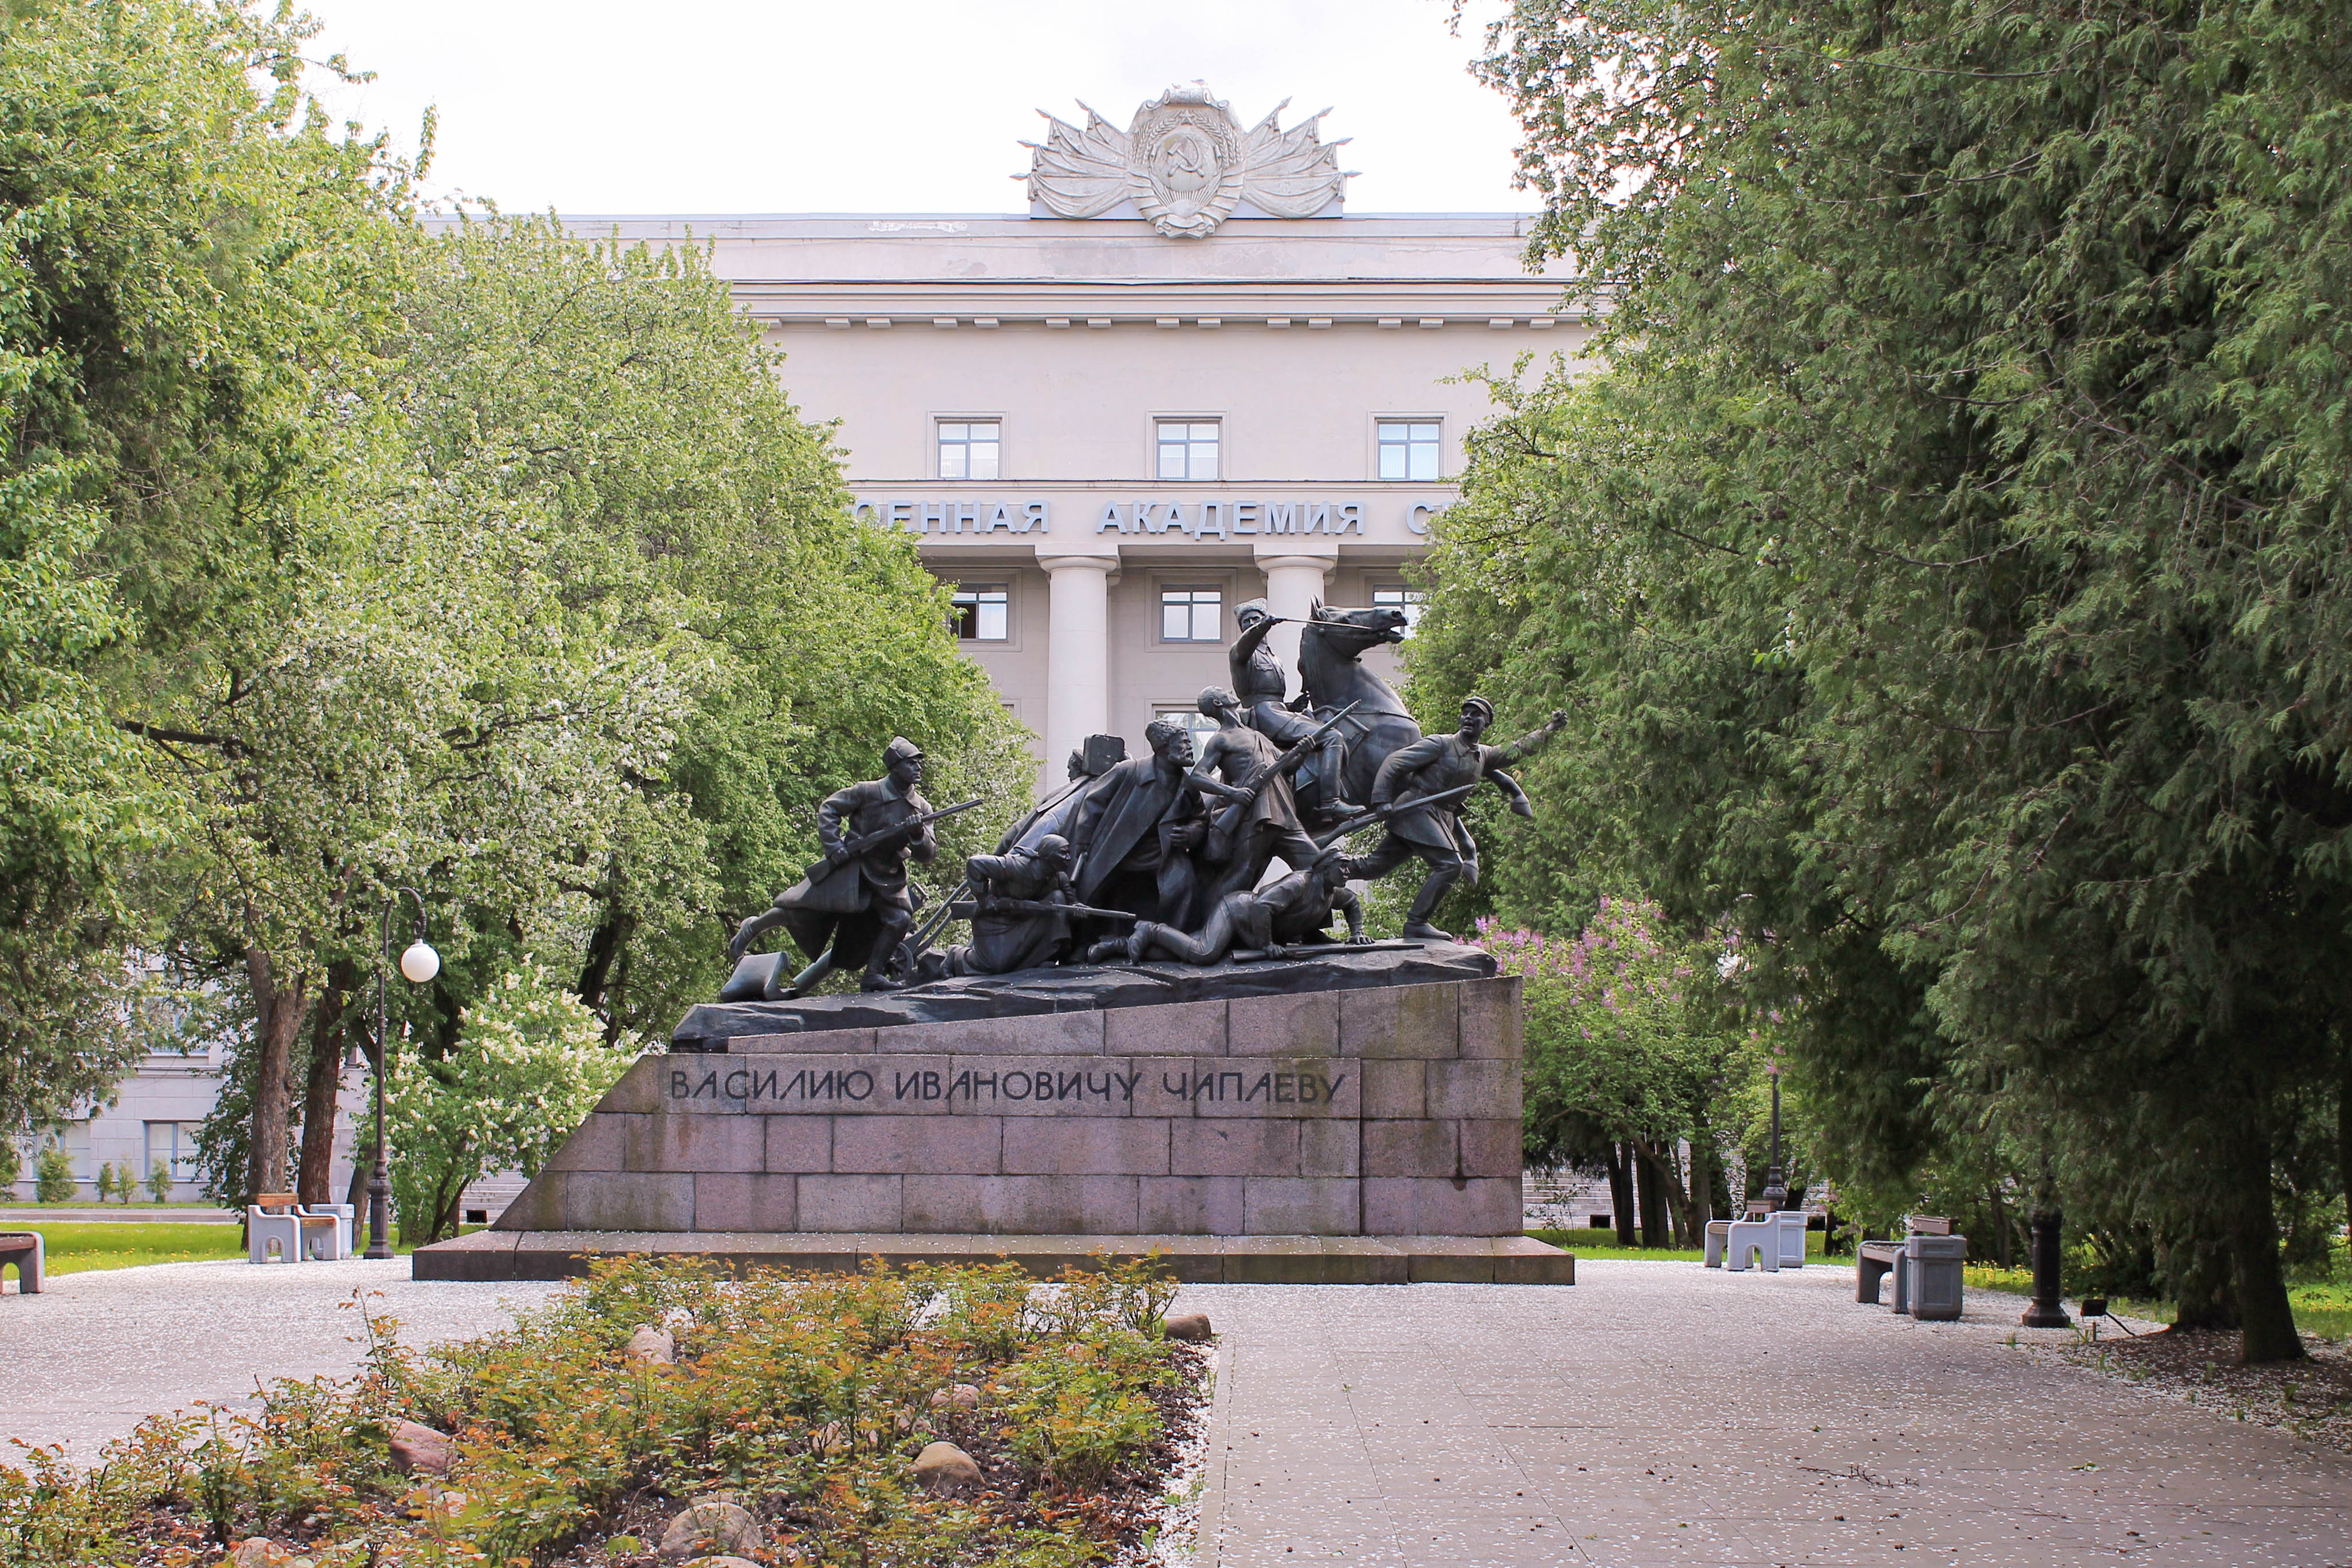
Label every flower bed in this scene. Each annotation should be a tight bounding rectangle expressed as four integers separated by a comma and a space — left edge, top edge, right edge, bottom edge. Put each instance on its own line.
0, 1257, 1211, 1566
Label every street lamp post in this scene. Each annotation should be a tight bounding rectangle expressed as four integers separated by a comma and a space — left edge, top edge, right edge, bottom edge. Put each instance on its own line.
365, 887, 439, 1261
1762, 1061, 1789, 1212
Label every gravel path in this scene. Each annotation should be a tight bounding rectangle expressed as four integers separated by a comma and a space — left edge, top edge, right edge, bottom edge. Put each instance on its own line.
13, 1253, 2352, 1566
3, 1259, 563, 1465
1179, 1258, 2352, 1567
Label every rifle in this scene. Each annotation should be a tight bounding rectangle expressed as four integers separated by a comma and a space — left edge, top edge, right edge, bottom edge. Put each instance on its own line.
895, 768, 1105, 969
804, 797, 981, 883
949, 898, 1137, 922
1312, 781, 1479, 848
1207, 701, 1360, 836
1231, 939, 1426, 962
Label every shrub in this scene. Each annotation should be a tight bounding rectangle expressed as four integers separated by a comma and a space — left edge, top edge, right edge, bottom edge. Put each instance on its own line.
0, 1257, 1206, 1565
145, 1159, 175, 1203
33, 1144, 76, 1203
0, 1142, 18, 1193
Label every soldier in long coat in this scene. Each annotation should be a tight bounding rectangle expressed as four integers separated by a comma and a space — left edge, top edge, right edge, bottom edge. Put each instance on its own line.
1065, 717, 1206, 930
1187, 684, 1324, 902
1345, 697, 1566, 939
728, 736, 938, 993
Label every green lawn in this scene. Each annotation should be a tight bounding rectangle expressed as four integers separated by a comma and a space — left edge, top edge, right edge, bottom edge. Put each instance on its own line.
12, 1221, 246, 1274
1528, 1227, 1833, 1263
6, 1221, 482, 1275
1964, 1263, 2352, 1341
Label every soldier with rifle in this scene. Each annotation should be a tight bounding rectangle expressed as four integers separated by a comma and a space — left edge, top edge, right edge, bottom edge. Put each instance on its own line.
728, 737, 977, 995
1343, 697, 1568, 940
1092, 846, 1370, 966
1187, 685, 1346, 903
913, 833, 1093, 979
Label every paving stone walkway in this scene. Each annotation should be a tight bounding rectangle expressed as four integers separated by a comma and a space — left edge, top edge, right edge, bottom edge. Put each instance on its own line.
11, 1253, 2352, 1566
1181, 1259, 2352, 1566
3, 1258, 563, 1464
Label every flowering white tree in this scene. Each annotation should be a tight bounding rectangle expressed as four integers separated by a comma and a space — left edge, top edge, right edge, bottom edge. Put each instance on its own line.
387, 963, 640, 1243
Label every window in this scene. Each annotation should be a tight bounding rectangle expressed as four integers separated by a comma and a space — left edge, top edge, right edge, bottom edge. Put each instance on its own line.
1160, 585, 1223, 643
1372, 584, 1426, 637
1377, 420, 1443, 481
937, 421, 1000, 480
145, 1121, 200, 1182
1155, 705, 1224, 761
1156, 421, 1220, 481
951, 583, 1009, 641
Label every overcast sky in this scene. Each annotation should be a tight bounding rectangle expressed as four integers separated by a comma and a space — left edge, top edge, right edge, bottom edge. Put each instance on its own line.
297, 1, 1531, 217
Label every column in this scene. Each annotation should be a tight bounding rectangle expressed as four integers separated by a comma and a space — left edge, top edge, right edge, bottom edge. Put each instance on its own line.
1254, 547, 1336, 694
1037, 549, 1118, 771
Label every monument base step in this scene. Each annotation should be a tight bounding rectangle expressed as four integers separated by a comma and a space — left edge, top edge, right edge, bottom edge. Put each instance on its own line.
413, 1230, 1574, 1286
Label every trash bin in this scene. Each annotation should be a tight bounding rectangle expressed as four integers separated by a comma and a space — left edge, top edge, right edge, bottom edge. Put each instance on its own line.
1903, 1233, 1968, 1321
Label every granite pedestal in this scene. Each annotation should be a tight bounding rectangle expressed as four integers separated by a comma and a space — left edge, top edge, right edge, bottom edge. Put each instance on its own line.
413, 941, 1572, 1283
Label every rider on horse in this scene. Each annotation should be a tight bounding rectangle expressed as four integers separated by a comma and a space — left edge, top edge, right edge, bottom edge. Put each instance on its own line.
1230, 599, 1364, 817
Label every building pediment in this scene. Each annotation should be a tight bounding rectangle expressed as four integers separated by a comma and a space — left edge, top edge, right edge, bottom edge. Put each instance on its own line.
1022, 82, 1353, 238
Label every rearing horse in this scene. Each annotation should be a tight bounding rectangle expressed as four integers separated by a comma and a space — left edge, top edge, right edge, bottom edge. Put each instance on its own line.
1292, 604, 1424, 818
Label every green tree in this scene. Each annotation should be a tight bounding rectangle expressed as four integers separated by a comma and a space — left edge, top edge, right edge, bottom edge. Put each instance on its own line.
386, 962, 635, 1244
144, 1157, 172, 1203
1424, 0, 2352, 1358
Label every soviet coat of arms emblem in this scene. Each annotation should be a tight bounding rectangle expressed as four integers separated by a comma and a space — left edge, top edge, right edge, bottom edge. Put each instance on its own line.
1023, 82, 1352, 239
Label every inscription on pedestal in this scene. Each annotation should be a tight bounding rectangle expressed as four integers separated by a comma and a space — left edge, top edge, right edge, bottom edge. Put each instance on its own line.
666, 1060, 1350, 1114
502, 971, 1525, 1238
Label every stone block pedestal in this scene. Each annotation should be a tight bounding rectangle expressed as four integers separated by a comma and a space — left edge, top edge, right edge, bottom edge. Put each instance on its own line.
413, 942, 1573, 1284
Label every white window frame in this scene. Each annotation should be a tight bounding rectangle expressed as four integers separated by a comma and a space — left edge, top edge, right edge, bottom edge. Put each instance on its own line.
1154, 419, 1222, 482
1371, 584, 1427, 637
1158, 583, 1225, 644
950, 582, 1011, 642
936, 418, 1003, 480
1154, 705, 1224, 762
1375, 418, 1444, 482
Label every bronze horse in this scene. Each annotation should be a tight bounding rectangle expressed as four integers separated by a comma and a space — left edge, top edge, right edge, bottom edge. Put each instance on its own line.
1290, 603, 1424, 819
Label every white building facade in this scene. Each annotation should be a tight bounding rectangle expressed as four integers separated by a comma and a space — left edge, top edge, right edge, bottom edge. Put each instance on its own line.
589, 86, 1585, 776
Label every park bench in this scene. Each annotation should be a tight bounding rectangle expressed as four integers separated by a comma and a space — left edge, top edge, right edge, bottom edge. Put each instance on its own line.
247, 1194, 345, 1263
0, 1231, 43, 1294
1715, 1209, 1808, 1271
1858, 1216, 1967, 1321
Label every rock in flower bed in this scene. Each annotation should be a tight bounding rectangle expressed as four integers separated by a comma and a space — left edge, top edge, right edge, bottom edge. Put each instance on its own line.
0, 1257, 1211, 1567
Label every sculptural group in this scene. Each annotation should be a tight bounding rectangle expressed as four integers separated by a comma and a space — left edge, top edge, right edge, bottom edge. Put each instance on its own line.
724, 602, 1564, 1000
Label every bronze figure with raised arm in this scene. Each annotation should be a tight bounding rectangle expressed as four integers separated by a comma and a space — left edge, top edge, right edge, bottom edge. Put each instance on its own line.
1230, 599, 1363, 817
1344, 697, 1568, 940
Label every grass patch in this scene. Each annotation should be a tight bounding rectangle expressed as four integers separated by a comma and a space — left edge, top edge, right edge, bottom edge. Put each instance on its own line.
1527, 1227, 1835, 1265
0, 1255, 1206, 1567
11, 1222, 487, 1276
1966, 1265, 2352, 1341
14, 1222, 246, 1275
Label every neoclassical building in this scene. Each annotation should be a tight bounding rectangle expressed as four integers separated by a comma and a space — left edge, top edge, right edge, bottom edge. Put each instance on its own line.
588, 85, 1584, 777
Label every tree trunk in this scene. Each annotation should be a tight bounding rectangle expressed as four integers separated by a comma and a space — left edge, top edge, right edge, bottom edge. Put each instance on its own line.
242, 946, 308, 1202
1634, 1144, 1670, 1247
1605, 1143, 1637, 1246
2223, 1126, 2304, 1364
296, 959, 356, 1204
